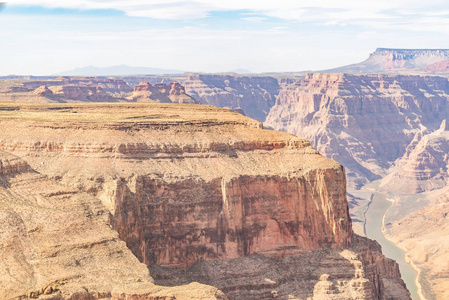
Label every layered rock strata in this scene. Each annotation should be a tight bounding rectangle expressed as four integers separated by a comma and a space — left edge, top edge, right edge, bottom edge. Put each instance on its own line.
0, 77, 132, 103
381, 120, 449, 193
127, 81, 198, 103
182, 74, 280, 121
265, 73, 449, 188
0, 103, 409, 299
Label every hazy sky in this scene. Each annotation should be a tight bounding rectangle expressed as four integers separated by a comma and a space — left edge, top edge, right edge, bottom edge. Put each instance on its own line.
2, 0, 449, 75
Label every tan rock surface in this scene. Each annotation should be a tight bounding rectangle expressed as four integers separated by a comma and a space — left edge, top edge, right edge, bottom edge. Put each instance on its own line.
0, 103, 408, 299
0, 151, 225, 299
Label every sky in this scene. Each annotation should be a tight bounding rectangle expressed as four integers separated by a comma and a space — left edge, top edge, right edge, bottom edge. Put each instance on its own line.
2, 0, 449, 75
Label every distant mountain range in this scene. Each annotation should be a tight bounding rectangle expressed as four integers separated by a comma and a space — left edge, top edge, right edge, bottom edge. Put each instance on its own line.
54, 65, 254, 76
54, 65, 187, 76
322, 48, 449, 74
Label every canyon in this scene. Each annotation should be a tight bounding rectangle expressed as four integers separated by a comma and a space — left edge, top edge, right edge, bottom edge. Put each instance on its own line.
264, 72, 449, 299
0, 103, 409, 299
4, 51, 449, 298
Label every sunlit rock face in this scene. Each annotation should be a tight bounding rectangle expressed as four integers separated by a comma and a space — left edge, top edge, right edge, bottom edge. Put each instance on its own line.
0, 103, 409, 299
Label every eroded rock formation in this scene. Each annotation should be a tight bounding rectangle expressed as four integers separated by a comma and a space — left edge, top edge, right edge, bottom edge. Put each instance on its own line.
381, 120, 449, 193
127, 81, 198, 103
265, 73, 449, 188
0, 103, 410, 299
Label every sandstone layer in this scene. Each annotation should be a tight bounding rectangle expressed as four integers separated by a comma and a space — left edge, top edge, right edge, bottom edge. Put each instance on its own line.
265, 73, 449, 189
0, 103, 408, 299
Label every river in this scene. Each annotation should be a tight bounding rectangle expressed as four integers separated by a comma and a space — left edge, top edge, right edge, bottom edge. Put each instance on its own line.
364, 192, 420, 300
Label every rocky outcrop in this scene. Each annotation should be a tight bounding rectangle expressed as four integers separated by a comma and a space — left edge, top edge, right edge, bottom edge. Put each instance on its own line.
183, 74, 281, 121
127, 81, 198, 103
265, 73, 449, 188
33, 85, 54, 97
0, 103, 409, 299
325, 48, 449, 73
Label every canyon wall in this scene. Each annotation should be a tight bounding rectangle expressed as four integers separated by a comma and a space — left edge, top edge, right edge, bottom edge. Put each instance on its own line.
381, 120, 449, 193
182, 74, 282, 121
265, 73, 449, 188
0, 103, 409, 299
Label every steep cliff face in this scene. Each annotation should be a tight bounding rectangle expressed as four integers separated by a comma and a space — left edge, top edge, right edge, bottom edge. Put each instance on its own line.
325, 48, 449, 74
265, 73, 449, 188
183, 74, 280, 121
112, 171, 350, 269
0, 103, 409, 299
127, 81, 198, 103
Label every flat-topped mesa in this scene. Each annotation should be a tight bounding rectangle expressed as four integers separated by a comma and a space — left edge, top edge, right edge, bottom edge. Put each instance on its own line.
128, 81, 199, 104
0, 103, 411, 299
324, 48, 449, 73
0, 103, 351, 269
24, 76, 133, 93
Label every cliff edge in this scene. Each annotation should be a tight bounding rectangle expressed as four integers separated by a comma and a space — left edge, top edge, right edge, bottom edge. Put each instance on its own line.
0, 103, 409, 299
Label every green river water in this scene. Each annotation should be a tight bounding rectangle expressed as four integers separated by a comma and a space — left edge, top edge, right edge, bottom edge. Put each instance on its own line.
364, 193, 420, 300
